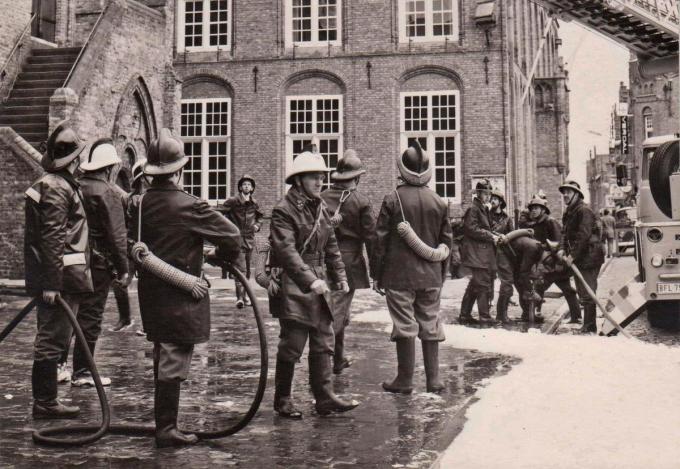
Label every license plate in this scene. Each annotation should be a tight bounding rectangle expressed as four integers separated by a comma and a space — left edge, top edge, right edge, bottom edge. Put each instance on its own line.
656, 283, 680, 294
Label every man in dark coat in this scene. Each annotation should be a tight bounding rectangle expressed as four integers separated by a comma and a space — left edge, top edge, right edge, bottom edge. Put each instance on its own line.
460, 179, 503, 324
489, 188, 515, 323
270, 151, 358, 418
526, 196, 582, 324
557, 181, 605, 333
67, 139, 129, 387
218, 174, 264, 308
24, 122, 93, 419
132, 129, 241, 447
372, 141, 452, 394
321, 149, 376, 374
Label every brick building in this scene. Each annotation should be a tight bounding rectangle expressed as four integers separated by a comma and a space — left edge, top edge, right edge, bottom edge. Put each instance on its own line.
0, 0, 569, 279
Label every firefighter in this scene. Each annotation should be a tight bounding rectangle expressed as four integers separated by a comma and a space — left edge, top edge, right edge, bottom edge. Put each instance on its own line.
321, 149, 376, 375
372, 141, 452, 394
459, 180, 504, 324
557, 181, 605, 333
24, 122, 93, 419
526, 196, 582, 324
489, 188, 514, 323
68, 139, 129, 386
219, 174, 264, 308
110, 158, 149, 333
132, 129, 242, 447
270, 151, 358, 419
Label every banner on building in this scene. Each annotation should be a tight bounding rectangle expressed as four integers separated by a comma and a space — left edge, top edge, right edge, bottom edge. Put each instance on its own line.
620, 115, 629, 155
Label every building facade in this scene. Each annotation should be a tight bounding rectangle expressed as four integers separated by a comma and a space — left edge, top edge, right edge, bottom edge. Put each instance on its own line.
0, 0, 569, 278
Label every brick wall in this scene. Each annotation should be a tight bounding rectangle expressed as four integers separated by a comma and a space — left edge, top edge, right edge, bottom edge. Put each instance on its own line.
0, 129, 43, 279
0, 0, 32, 101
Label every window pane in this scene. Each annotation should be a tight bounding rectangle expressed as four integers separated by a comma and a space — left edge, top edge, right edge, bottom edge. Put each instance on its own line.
406, 0, 426, 37
316, 98, 340, 134
289, 99, 314, 134
180, 102, 203, 137
183, 141, 203, 198
318, 0, 338, 43
208, 0, 229, 46
184, 1, 204, 48
433, 136, 456, 197
403, 95, 428, 132
292, 0, 313, 42
433, 0, 454, 37
208, 140, 229, 201
318, 138, 339, 190
432, 93, 456, 131
206, 101, 230, 137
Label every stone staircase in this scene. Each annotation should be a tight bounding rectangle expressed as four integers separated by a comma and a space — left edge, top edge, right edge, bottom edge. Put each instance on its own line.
0, 47, 81, 149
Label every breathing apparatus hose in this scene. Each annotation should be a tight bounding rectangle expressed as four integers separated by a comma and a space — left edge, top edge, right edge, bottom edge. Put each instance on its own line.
0, 263, 268, 446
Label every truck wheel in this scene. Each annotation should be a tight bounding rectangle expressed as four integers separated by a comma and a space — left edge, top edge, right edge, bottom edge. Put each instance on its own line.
647, 300, 680, 330
648, 140, 679, 218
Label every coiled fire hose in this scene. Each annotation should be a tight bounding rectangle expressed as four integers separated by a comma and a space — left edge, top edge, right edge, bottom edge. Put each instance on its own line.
396, 222, 450, 262
0, 262, 268, 446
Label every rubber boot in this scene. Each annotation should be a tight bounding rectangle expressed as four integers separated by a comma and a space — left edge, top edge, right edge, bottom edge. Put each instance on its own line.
32, 360, 80, 419
477, 289, 495, 323
382, 338, 415, 394
333, 330, 352, 375
155, 381, 199, 448
566, 291, 582, 323
273, 359, 302, 419
309, 354, 359, 416
112, 286, 132, 331
422, 341, 445, 393
580, 304, 597, 334
495, 295, 511, 324
235, 282, 245, 309
459, 287, 479, 324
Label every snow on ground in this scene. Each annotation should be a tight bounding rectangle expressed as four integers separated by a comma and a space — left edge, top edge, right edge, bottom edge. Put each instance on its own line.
354, 307, 680, 469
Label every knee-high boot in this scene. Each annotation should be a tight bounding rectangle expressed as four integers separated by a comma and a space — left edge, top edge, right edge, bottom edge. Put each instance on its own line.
422, 341, 445, 393
309, 353, 359, 415
333, 329, 352, 374
580, 304, 597, 333
273, 359, 302, 419
495, 294, 511, 323
382, 337, 415, 394
459, 287, 478, 323
155, 381, 199, 448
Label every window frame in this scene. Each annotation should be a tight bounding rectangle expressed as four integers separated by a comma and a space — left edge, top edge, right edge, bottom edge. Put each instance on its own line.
284, 0, 343, 48
180, 97, 232, 204
643, 112, 654, 139
285, 94, 344, 191
400, 90, 461, 202
398, 0, 459, 44
176, 0, 232, 53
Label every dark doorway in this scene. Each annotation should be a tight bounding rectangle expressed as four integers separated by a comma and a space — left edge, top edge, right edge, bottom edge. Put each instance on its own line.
31, 0, 57, 43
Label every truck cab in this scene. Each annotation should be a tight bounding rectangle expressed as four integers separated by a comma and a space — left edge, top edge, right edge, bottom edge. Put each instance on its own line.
636, 135, 680, 328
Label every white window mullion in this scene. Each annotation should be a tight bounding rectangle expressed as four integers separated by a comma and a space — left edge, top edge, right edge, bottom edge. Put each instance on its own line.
311, 0, 319, 43
425, 0, 433, 38
201, 139, 209, 200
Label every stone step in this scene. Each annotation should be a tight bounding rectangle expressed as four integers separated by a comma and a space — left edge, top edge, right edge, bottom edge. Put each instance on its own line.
0, 114, 46, 125
0, 123, 48, 134
18, 70, 69, 81
22, 62, 73, 73
10, 88, 55, 98
0, 105, 49, 116
13, 78, 64, 90
32, 47, 81, 56
2, 97, 51, 107
28, 54, 78, 65
16, 131, 47, 143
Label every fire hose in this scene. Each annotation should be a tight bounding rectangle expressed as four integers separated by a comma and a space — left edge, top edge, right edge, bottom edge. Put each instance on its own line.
0, 262, 268, 446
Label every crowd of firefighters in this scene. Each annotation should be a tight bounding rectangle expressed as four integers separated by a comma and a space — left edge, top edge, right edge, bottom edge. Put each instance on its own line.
20, 121, 605, 448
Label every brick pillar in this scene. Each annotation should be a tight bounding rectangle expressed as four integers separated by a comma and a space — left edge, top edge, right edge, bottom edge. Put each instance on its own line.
49, 87, 79, 132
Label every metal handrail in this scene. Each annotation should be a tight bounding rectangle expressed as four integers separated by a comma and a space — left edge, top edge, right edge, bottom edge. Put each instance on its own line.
0, 12, 36, 82
63, 1, 112, 87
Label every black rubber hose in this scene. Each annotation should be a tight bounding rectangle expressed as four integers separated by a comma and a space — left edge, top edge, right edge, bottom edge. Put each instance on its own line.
0, 263, 267, 446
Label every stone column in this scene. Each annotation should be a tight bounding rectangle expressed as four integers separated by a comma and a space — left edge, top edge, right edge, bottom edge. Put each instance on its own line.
49, 87, 79, 133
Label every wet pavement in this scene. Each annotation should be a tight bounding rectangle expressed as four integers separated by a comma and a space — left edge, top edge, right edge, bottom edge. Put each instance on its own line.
0, 271, 515, 468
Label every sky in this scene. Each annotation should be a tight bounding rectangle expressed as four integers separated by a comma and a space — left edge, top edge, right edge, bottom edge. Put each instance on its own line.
557, 20, 631, 201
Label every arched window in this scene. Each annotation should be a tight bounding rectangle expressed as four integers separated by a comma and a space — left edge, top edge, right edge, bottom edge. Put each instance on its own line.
642, 107, 653, 139
399, 67, 461, 201
283, 71, 344, 190
180, 77, 232, 203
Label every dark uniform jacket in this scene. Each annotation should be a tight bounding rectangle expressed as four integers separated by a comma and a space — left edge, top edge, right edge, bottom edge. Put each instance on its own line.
133, 180, 241, 344
529, 213, 562, 246
490, 209, 514, 234
270, 187, 347, 327
79, 173, 128, 275
321, 186, 376, 290
461, 197, 497, 270
561, 199, 605, 270
219, 193, 263, 250
371, 184, 452, 290
24, 171, 93, 296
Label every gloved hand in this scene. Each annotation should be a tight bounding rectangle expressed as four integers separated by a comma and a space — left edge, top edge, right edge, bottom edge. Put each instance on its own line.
114, 273, 131, 288
310, 279, 330, 295
338, 281, 350, 293
42, 290, 60, 305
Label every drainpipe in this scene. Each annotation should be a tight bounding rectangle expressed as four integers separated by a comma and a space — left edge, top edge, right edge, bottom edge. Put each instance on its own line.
500, 0, 516, 219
